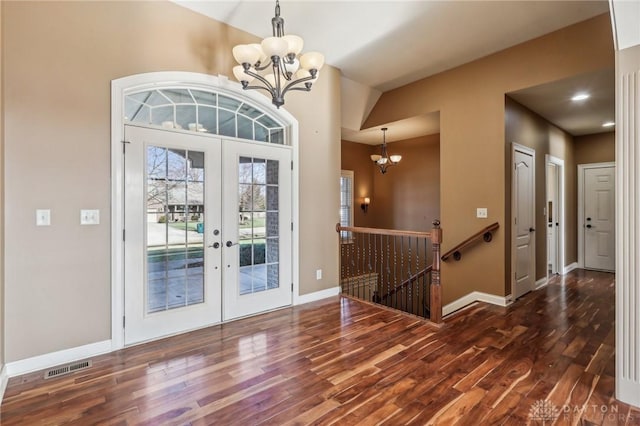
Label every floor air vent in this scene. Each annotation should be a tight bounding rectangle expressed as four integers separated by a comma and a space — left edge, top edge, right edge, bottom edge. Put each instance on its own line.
44, 360, 92, 379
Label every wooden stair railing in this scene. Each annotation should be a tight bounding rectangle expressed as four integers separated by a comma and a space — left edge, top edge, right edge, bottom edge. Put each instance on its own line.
376, 265, 433, 302
441, 222, 499, 262
336, 219, 443, 323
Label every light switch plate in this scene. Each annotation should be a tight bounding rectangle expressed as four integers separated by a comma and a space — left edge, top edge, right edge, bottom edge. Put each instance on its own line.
80, 209, 100, 225
477, 208, 488, 218
316, 269, 322, 280
36, 209, 51, 226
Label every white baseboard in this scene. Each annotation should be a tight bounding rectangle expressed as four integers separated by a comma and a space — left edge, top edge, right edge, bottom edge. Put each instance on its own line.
564, 262, 578, 274
6, 340, 112, 378
0, 364, 8, 405
443, 291, 511, 316
535, 277, 549, 290
295, 286, 340, 305
618, 379, 640, 410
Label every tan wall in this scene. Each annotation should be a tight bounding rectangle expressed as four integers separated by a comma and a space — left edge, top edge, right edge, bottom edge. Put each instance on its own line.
371, 135, 440, 231
287, 69, 342, 295
341, 135, 440, 231
364, 14, 613, 303
575, 132, 615, 165
505, 97, 576, 284
3, 1, 340, 361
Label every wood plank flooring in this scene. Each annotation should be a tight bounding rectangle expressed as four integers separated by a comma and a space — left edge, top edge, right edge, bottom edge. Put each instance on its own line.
2, 269, 639, 425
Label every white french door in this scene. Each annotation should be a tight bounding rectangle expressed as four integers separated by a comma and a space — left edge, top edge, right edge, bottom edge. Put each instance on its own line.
123, 125, 291, 345
222, 142, 292, 320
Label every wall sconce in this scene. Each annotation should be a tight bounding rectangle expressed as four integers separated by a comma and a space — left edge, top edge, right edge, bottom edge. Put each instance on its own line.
361, 197, 370, 213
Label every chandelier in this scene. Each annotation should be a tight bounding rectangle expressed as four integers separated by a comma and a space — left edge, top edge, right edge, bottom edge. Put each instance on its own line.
231, 0, 325, 108
370, 128, 401, 174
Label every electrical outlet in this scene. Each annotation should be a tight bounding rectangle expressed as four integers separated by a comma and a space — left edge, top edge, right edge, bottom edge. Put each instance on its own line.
316, 269, 322, 280
477, 208, 488, 218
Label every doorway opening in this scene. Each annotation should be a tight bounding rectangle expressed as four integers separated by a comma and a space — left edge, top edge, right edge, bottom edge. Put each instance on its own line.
545, 155, 565, 277
111, 72, 299, 348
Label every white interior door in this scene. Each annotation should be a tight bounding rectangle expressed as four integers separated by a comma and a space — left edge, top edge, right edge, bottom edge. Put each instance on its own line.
222, 141, 292, 320
124, 125, 222, 345
583, 166, 615, 271
513, 145, 535, 299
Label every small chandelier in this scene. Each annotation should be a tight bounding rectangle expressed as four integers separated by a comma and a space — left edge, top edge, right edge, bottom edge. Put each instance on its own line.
371, 128, 401, 174
231, 0, 325, 109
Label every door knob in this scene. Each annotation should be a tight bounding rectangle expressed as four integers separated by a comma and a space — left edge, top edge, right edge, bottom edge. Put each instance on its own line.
529, 227, 535, 232
226, 241, 239, 247
586, 217, 591, 221
208, 242, 220, 249
586, 224, 592, 229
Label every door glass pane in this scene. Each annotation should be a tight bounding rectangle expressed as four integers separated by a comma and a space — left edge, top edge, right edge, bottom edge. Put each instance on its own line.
255, 124, 268, 142
238, 115, 253, 140
219, 94, 241, 111
198, 105, 216, 134
270, 129, 284, 145
191, 90, 217, 106
146, 146, 205, 313
161, 88, 194, 104
176, 105, 197, 131
238, 157, 279, 295
125, 98, 150, 123
219, 109, 236, 137
150, 106, 174, 128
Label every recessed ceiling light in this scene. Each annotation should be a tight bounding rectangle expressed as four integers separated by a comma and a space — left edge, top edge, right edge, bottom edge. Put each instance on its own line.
602, 121, 615, 127
571, 93, 590, 101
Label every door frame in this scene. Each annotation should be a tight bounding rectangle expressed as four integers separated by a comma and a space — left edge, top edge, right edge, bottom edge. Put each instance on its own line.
511, 143, 536, 299
111, 72, 300, 350
577, 162, 615, 269
545, 155, 565, 278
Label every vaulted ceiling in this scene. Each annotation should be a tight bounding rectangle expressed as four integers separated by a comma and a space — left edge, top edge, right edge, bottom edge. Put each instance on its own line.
175, 1, 613, 142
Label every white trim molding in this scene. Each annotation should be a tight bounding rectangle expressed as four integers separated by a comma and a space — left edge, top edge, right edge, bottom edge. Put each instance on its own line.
443, 291, 511, 317
294, 286, 340, 305
563, 262, 578, 274
609, 0, 640, 51
614, 43, 640, 408
5, 340, 112, 378
535, 277, 548, 290
0, 364, 8, 405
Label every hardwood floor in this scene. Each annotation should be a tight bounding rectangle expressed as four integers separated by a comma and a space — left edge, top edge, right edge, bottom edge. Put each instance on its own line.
2, 269, 639, 425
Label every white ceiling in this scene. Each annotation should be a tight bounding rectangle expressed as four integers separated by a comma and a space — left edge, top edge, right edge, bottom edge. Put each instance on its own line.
342, 113, 440, 144
175, 0, 613, 141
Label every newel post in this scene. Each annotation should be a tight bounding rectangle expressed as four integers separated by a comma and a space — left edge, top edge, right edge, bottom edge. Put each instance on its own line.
430, 220, 443, 323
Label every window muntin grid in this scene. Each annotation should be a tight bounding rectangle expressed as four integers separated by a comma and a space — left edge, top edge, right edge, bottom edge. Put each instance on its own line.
124, 88, 286, 145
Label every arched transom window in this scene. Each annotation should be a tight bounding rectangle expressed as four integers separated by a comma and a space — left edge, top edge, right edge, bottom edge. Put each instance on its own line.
124, 88, 286, 144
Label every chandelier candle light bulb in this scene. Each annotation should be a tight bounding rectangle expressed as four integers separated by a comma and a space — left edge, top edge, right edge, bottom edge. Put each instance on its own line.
231, 0, 325, 108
